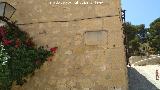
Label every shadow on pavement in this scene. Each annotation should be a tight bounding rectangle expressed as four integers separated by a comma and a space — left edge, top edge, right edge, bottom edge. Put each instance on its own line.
128, 67, 159, 90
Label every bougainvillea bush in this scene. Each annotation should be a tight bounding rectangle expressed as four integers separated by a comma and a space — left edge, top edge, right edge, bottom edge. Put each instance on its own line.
0, 23, 57, 90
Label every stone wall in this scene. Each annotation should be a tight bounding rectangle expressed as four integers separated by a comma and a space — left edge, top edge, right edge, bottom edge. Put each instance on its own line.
2, 0, 128, 90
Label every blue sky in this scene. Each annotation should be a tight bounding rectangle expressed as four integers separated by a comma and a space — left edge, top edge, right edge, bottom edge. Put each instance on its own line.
121, 0, 160, 28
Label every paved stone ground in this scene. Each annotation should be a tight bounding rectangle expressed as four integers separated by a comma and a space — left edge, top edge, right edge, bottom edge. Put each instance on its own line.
128, 65, 160, 90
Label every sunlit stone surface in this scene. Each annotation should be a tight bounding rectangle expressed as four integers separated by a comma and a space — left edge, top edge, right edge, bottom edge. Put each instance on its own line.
1, 0, 128, 90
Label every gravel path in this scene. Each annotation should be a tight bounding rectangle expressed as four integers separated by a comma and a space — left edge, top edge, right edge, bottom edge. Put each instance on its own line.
128, 65, 160, 90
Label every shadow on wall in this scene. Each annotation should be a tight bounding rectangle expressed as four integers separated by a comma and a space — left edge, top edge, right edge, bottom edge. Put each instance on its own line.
128, 67, 159, 90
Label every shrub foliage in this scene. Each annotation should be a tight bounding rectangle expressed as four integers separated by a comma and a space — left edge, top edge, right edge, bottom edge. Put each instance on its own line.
0, 23, 54, 90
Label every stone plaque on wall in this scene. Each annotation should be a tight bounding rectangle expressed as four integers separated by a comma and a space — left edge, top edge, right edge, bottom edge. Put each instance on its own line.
84, 30, 107, 45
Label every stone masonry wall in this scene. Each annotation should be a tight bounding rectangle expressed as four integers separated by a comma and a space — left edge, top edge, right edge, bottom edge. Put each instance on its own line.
2, 0, 128, 90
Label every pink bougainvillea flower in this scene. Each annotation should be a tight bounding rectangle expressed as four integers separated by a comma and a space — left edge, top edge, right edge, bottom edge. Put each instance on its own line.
15, 38, 21, 48
50, 47, 58, 53
0, 27, 7, 39
2, 38, 12, 46
25, 38, 34, 47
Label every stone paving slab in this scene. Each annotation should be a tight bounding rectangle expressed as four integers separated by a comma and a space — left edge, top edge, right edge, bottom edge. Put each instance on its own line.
128, 65, 160, 90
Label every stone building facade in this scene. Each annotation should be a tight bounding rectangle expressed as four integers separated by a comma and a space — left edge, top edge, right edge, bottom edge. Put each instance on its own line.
3, 0, 128, 90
